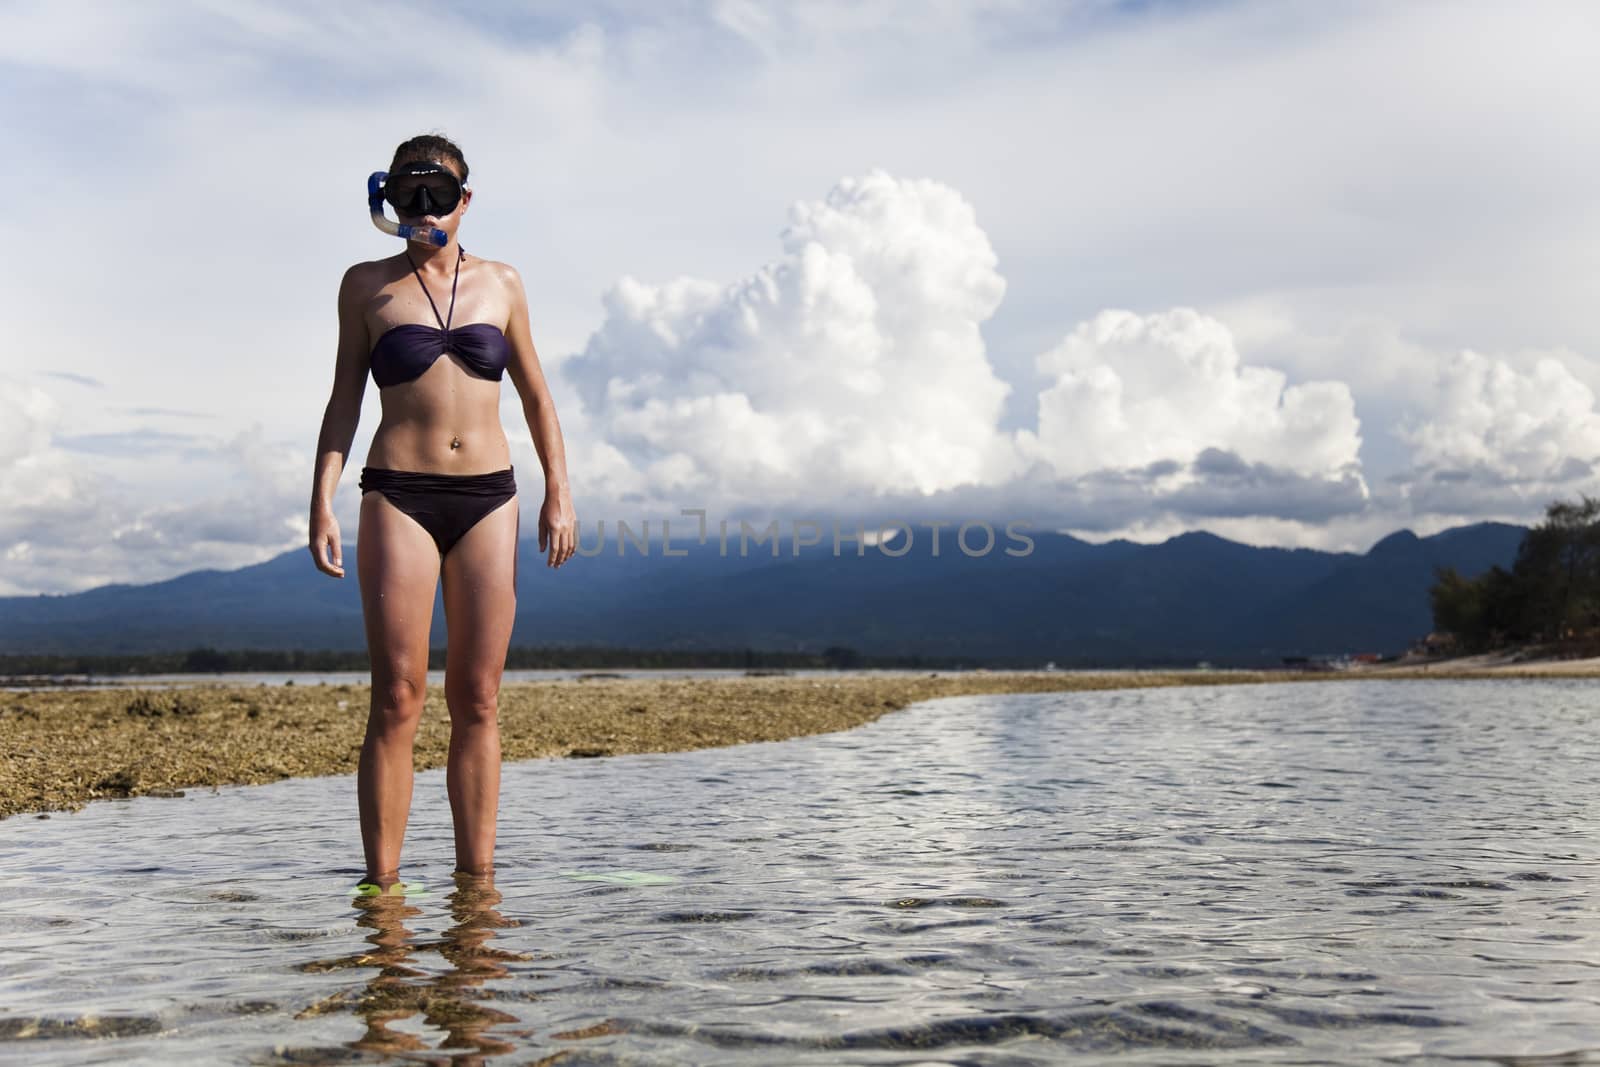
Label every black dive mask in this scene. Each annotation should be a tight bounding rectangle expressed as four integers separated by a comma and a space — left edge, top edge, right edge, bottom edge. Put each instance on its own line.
381, 161, 465, 217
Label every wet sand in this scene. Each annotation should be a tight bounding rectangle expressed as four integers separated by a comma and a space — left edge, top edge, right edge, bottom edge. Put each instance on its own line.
2, 666, 1588, 821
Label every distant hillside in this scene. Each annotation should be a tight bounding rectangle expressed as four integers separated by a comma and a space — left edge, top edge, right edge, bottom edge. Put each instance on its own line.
0, 522, 1528, 666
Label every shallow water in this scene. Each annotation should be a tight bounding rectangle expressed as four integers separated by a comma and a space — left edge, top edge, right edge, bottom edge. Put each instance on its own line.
2, 679, 1598, 1065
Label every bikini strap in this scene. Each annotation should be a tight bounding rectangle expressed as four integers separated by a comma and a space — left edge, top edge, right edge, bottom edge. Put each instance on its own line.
445, 246, 463, 332
401, 246, 465, 331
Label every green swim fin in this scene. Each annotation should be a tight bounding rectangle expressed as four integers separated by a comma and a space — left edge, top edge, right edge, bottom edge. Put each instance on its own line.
350, 880, 428, 898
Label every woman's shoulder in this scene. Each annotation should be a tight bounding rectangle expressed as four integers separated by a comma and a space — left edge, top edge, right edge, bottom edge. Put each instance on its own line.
340, 254, 396, 286
468, 252, 524, 289
337, 256, 408, 305
350, 253, 410, 274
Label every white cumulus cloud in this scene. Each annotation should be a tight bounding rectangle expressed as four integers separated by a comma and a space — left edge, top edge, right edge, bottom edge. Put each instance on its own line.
1016, 308, 1364, 480
1403, 349, 1600, 478
1393, 348, 1600, 518
552, 173, 1380, 543
563, 168, 1014, 504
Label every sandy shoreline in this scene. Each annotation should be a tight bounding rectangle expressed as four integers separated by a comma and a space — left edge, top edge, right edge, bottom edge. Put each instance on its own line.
1371, 651, 1600, 675
0, 665, 1591, 821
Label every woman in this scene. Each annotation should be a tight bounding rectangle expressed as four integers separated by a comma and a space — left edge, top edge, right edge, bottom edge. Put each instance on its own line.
308, 133, 576, 888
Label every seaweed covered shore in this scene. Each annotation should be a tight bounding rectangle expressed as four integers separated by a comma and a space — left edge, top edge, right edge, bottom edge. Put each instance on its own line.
4, 670, 1296, 820
4, 665, 1581, 821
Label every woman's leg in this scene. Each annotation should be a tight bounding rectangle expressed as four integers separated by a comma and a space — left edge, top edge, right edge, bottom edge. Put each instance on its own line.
439, 494, 520, 876
356, 491, 443, 881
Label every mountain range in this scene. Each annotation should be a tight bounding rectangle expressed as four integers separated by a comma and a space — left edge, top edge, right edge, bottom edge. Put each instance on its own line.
0, 522, 1526, 666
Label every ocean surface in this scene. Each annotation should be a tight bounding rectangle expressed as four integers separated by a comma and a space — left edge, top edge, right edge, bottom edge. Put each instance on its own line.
2, 679, 1597, 1064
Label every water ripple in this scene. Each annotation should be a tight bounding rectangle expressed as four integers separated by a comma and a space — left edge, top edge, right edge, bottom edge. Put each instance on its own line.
3, 679, 1600, 1064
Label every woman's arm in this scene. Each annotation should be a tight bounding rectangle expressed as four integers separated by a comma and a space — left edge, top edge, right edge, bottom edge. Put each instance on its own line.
501, 264, 576, 568
308, 264, 372, 578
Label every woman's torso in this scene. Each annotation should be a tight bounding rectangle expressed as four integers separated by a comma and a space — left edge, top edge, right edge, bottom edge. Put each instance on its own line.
359, 249, 513, 474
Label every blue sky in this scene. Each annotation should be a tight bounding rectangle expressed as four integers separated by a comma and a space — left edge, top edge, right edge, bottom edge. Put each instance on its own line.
3, 0, 1598, 594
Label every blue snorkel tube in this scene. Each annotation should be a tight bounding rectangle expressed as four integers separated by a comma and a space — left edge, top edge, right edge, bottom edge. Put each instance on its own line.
368, 171, 448, 247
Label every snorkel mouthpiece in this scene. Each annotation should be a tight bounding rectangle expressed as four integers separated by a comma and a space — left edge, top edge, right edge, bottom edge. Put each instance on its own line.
367, 171, 448, 247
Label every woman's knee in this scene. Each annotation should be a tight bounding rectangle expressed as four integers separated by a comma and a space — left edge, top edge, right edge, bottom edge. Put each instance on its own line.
369, 674, 426, 735
445, 676, 500, 727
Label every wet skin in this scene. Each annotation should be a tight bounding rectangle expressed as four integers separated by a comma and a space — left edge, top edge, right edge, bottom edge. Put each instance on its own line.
307, 158, 577, 879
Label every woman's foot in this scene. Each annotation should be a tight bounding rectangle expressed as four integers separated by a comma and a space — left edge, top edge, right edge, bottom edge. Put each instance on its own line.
352, 872, 426, 897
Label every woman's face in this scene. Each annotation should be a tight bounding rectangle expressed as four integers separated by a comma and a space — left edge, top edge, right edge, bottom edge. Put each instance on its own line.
390, 157, 471, 234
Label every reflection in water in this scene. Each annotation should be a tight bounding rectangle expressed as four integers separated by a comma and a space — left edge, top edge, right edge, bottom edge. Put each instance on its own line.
298, 873, 536, 1062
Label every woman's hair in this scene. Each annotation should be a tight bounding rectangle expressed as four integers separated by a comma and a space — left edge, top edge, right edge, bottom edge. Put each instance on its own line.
390, 133, 469, 185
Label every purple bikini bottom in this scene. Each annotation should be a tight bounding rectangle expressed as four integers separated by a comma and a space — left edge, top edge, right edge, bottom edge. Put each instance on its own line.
359, 466, 517, 561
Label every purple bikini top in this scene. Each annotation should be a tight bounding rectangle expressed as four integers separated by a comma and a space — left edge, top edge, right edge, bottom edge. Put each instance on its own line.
369, 246, 512, 389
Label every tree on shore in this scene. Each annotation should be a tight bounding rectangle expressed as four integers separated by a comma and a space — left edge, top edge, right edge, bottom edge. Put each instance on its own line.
1514, 496, 1600, 639
1429, 495, 1600, 649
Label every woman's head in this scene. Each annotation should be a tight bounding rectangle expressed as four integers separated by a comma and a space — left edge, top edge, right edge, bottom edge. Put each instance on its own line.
390, 133, 469, 186
386, 133, 472, 232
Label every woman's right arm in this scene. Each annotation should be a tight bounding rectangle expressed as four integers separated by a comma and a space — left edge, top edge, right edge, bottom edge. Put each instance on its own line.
308, 264, 372, 579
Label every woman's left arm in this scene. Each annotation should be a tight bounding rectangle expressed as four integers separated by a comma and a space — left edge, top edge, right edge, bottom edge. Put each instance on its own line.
501, 263, 576, 568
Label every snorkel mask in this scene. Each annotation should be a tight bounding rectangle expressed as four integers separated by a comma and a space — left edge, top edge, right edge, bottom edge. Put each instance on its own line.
367, 161, 469, 247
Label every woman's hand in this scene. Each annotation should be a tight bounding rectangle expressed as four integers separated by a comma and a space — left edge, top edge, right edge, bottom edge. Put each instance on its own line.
309, 506, 345, 578
539, 486, 576, 568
